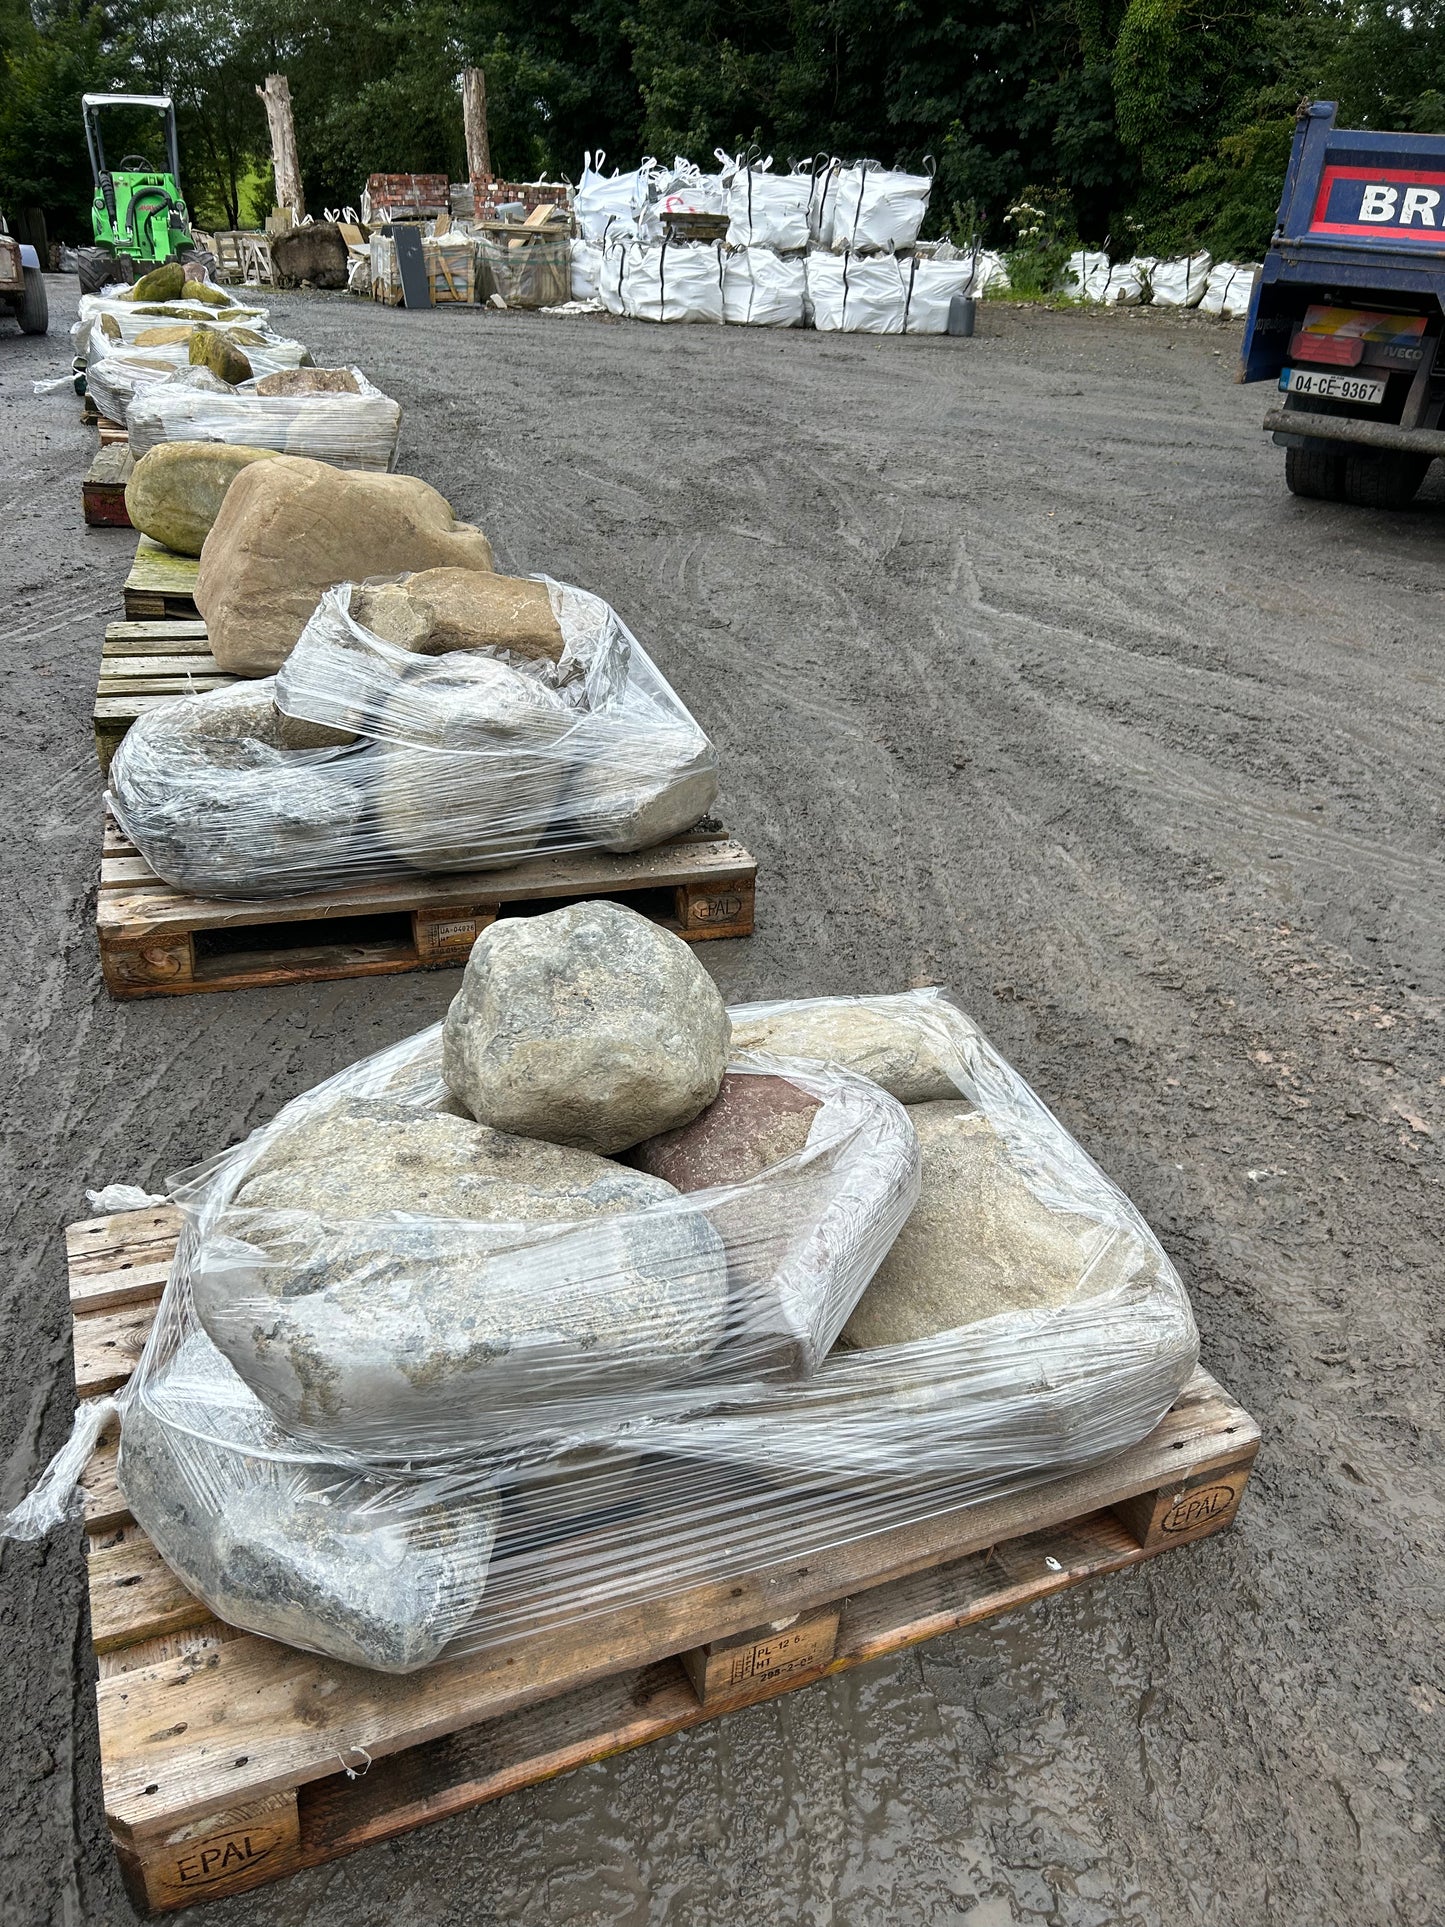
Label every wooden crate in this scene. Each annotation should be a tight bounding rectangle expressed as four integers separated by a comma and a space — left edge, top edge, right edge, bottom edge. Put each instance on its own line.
68, 1205, 1259, 1913
124, 538, 200, 621
84, 446, 135, 527
93, 620, 232, 775
97, 811, 758, 996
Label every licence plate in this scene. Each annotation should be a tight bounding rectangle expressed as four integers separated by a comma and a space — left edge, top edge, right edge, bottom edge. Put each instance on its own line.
1281, 367, 1387, 405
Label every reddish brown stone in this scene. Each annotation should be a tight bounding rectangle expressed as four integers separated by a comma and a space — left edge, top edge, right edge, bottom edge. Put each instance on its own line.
629, 1072, 821, 1190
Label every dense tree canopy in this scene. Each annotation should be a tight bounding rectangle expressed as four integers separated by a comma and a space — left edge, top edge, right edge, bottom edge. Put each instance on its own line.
5, 0, 1445, 257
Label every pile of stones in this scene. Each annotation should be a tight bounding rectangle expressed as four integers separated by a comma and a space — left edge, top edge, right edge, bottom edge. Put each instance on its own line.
115, 922, 1198, 1674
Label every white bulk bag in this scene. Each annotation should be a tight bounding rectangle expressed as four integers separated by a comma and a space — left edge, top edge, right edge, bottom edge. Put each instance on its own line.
898, 257, 974, 333
1199, 262, 1258, 318
721, 249, 806, 326
1100, 257, 1149, 306
1149, 252, 1211, 307
1060, 250, 1109, 299
570, 238, 602, 302
575, 151, 649, 244
621, 241, 724, 324
726, 162, 813, 252
968, 249, 1010, 295
807, 253, 905, 334
829, 162, 933, 253
598, 239, 628, 315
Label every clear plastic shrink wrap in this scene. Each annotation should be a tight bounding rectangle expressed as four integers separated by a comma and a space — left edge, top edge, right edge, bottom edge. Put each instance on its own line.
84, 337, 314, 424
126, 366, 402, 470
107, 576, 719, 896
4, 987, 1198, 1675
71, 286, 272, 360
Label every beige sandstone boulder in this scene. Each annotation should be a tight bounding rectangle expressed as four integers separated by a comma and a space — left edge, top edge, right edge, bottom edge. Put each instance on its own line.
125, 441, 280, 556
351, 568, 564, 662
196, 457, 496, 675
255, 368, 361, 396
189, 324, 253, 385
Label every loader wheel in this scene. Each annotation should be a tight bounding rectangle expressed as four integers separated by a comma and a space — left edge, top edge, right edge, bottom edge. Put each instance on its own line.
76, 246, 127, 294
17, 266, 48, 335
1285, 442, 1345, 501
1340, 448, 1431, 510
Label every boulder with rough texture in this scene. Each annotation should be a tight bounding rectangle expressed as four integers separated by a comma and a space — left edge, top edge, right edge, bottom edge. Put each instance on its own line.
195, 1097, 729, 1444
370, 651, 573, 873
629, 1072, 821, 1191
132, 322, 193, 346
125, 441, 280, 556
841, 1101, 1127, 1347
255, 367, 360, 396
120, 1330, 500, 1672
187, 279, 238, 309
564, 710, 719, 853
196, 456, 496, 675
127, 261, 186, 302
189, 324, 252, 385
269, 221, 350, 290
442, 901, 731, 1154
107, 680, 364, 897
352, 568, 565, 663
730, 996, 962, 1102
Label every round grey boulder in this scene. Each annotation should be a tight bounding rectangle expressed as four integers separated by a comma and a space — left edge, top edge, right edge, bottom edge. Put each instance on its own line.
442, 901, 731, 1154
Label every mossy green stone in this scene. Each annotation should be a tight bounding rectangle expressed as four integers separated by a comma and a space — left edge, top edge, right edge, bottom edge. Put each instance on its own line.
125, 441, 281, 557
128, 261, 187, 302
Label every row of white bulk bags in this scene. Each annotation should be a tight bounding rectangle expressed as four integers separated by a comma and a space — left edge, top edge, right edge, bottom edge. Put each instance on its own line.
1199, 262, 1258, 318
1061, 250, 1148, 305
821, 161, 934, 254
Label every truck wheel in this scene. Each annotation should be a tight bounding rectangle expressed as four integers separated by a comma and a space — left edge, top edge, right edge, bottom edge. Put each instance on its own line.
1340, 449, 1431, 510
17, 266, 48, 335
1285, 443, 1345, 500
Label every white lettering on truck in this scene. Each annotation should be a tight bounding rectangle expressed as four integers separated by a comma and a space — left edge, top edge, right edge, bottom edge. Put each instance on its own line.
1359, 184, 1399, 221
1401, 186, 1441, 225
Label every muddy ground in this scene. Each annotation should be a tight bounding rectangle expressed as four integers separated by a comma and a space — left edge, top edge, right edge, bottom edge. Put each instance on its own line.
1, 282, 1441, 1927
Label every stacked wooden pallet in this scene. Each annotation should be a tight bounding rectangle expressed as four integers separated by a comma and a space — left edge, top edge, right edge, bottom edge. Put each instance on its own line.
70, 1204, 1260, 1913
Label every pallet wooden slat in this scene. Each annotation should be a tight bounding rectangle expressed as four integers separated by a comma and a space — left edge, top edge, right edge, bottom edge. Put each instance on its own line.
124, 538, 200, 620
96, 811, 758, 997
70, 1208, 1258, 1911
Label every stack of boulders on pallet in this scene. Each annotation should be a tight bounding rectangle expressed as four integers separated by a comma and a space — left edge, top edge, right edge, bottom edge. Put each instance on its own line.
16, 962, 1201, 1673
108, 450, 717, 897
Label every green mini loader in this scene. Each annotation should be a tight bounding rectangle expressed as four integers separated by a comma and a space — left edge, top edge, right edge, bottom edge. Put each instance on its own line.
81, 92, 198, 290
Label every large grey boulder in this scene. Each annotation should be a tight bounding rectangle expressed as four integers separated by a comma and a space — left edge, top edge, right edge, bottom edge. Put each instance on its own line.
119, 1330, 500, 1672
729, 995, 964, 1102
841, 1101, 1130, 1347
369, 651, 574, 873
107, 680, 365, 897
194, 1097, 729, 1447
442, 901, 730, 1154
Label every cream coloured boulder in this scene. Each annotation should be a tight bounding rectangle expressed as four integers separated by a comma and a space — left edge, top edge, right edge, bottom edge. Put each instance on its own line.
196, 456, 496, 675
351, 568, 564, 663
125, 441, 280, 556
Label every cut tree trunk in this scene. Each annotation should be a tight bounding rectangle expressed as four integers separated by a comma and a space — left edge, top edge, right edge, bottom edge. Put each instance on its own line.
461, 67, 492, 181
256, 73, 305, 223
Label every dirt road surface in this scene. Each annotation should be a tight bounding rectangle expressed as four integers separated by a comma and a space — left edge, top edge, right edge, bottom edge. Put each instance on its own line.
1, 283, 1440, 1927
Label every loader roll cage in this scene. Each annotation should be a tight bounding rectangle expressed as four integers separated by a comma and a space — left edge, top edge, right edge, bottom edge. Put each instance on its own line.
82, 92, 183, 200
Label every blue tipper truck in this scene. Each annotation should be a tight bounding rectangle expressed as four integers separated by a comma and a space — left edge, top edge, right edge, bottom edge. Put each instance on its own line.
1242, 99, 1445, 507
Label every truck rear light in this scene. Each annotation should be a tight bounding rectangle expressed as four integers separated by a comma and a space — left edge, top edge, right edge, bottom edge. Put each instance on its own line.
1288, 332, 1365, 366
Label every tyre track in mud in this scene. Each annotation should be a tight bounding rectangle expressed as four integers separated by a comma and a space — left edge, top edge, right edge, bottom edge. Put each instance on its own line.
1, 287, 1440, 1926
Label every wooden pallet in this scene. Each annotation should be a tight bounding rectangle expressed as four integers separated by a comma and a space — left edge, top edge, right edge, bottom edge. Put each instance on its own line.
84, 446, 136, 529
68, 1205, 1258, 1912
97, 811, 758, 996
93, 621, 233, 775
99, 417, 130, 447
124, 537, 200, 620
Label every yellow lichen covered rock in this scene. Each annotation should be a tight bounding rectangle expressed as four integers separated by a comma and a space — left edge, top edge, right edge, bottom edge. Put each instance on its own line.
126, 442, 282, 557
